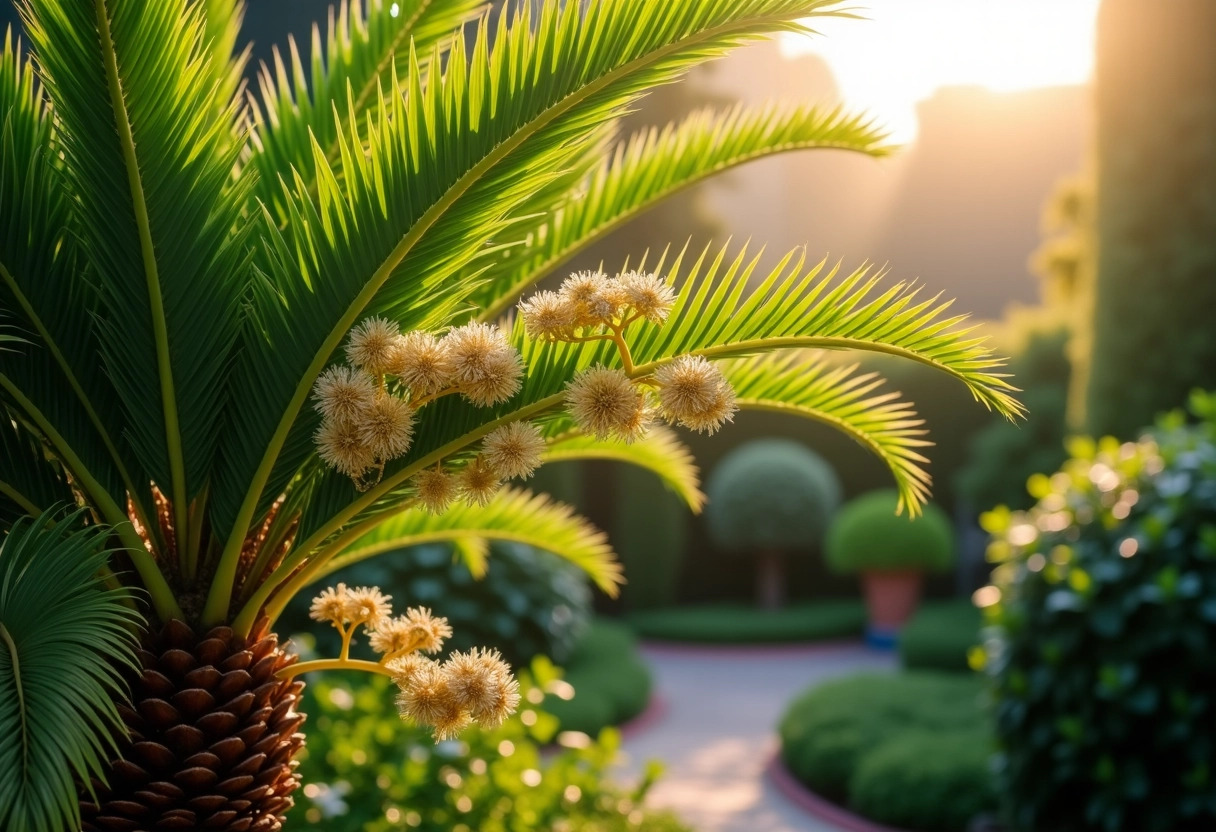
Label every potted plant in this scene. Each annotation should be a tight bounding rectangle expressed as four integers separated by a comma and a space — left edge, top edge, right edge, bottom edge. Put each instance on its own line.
825, 490, 955, 645
706, 438, 842, 608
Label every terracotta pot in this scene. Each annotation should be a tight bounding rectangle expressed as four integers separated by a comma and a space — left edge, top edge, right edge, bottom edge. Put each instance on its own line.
860, 569, 924, 645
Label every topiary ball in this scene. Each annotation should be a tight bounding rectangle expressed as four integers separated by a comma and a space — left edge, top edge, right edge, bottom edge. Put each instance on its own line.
825, 489, 955, 573
705, 438, 842, 554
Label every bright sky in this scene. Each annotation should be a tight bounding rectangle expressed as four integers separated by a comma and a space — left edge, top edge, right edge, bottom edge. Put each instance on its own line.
782, 0, 1101, 143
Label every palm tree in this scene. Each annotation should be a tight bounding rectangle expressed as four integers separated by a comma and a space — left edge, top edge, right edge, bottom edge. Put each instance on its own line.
0, 0, 1022, 829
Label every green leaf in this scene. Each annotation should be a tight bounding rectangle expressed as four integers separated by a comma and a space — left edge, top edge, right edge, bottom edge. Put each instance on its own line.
0, 509, 142, 832
472, 102, 891, 319
306, 488, 622, 596
0, 415, 73, 527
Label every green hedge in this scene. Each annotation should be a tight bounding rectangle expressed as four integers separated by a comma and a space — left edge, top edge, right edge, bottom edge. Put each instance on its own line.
825, 490, 955, 574
779, 671, 995, 832
628, 600, 865, 644
898, 600, 982, 673
545, 619, 653, 735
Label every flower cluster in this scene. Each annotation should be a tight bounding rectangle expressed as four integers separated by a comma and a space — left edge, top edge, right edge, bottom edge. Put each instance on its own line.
519, 271, 737, 444
307, 584, 519, 741
313, 319, 522, 488
408, 419, 547, 514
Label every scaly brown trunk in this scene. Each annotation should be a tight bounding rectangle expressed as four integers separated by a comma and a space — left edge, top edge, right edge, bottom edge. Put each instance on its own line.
81, 618, 307, 831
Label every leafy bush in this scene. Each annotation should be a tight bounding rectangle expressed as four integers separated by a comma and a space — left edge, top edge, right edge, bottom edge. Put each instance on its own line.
283, 542, 592, 667
982, 391, 1216, 832
705, 439, 842, 552
545, 620, 653, 735
628, 601, 865, 643
779, 671, 990, 809
289, 660, 688, 832
825, 490, 955, 573
899, 600, 982, 672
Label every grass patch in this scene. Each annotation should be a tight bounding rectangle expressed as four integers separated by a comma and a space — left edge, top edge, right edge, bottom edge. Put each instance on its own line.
627, 600, 865, 644
546, 619, 653, 735
779, 671, 996, 832
899, 599, 982, 672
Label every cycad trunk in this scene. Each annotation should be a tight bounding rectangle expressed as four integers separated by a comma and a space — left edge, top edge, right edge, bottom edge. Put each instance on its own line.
81, 619, 307, 832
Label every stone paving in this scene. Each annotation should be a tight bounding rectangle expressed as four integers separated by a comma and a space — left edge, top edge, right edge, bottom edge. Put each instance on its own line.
618, 642, 897, 832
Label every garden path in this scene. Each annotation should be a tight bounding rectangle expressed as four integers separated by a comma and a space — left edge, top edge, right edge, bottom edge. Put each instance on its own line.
618, 642, 896, 832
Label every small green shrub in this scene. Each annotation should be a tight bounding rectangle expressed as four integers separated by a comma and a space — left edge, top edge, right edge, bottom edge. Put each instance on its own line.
705, 439, 842, 552
825, 490, 955, 573
850, 730, 997, 832
546, 620, 653, 734
289, 660, 687, 832
628, 601, 865, 643
899, 599, 982, 672
982, 391, 1216, 832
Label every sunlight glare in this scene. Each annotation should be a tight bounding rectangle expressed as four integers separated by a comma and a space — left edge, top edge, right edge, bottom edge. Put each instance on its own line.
782, 0, 1101, 143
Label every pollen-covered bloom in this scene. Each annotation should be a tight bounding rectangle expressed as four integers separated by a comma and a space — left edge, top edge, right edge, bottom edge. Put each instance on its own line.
443, 648, 520, 730
386, 653, 434, 689
619, 270, 676, 324
312, 365, 376, 422
390, 330, 453, 395
345, 316, 400, 374
458, 456, 502, 506
343, 585, 392, 628
355, 394, 415, 459
519, 290, 576, 340
309, 583, 350, 626
654, 354, 738, 435
396, 660, 470, 741
444, 322, 523, 406
559, 270, 624, 327
413, 467, 457, 514
482, 421, 546, 479
369, 607, 452, 656
566, 365, 647, 442
315, 416, 376, 477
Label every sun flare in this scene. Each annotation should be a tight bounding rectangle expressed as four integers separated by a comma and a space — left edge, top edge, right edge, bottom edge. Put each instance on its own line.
783, 0, 1101, 143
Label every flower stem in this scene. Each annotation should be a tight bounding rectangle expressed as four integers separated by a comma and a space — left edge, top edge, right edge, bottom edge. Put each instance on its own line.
277, 657, 395, 681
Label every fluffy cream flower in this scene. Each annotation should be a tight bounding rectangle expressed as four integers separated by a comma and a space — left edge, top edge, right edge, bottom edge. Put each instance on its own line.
443, 648, 520, 730
316, 416, 376, 477
413, 467, 457, 514
309, 583, 350, 626
519, 290, 576, 340
389, 331, 453, 395
369, 607, 452, 655
343, 585, 393, 628
458, 456, 502, 506
619, 270, 676, 324
566, 365, 645, 441
444, 322, 523, 406
482, 421, 546, 480
386, 653, 435, 689
559, 270, 625, 327
345, 317, 400, 374
395, 660, 471, 740
312, 365, 377, 422
355, 394, 415, 459
654, 355, 737, 435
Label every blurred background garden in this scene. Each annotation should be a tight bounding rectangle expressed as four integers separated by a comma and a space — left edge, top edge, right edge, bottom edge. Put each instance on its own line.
4, 0, 1212, 830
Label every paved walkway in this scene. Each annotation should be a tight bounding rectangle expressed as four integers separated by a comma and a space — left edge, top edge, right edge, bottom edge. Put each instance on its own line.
618, 642, 897, 832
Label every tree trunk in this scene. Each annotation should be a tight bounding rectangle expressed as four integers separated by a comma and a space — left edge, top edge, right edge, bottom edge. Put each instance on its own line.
756, 550, 786, 610
81, 619, 307, 831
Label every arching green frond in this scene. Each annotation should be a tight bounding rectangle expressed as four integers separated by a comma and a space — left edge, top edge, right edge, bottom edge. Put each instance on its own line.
295, 488, 621, 600
0, 509, 142, 832
0, 413, 73, 527
22, 0, 254, 543
543, 425, 705, 512
247, 0, 486, 216
474, 102, 891, 319
210, 0, 851, 623
196, 0, 250, 119
724, 353, 933, 514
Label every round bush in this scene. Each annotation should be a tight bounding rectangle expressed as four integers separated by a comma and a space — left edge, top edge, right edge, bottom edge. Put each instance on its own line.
983, 392, 1216, 832
705, 439, 842, 553
898, 600, 982, 672
546, 620, 653, 734
825, 489, 955, 573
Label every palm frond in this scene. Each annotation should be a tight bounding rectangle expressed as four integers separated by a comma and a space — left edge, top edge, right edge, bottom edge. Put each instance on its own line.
0, 413, 73, 527
288, 488, 621, 603
473, 102, 891, 319
196, 0, 249, 120
209, 0, 851, 622
542, 424, 705, 512
0, 509, 142, 832
724, 352, 933, 513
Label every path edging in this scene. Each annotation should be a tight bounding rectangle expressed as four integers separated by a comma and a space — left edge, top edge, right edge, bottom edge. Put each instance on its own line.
765, 751, 912, 832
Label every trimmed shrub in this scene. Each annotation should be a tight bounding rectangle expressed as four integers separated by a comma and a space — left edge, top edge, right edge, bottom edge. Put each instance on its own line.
982, 391, 1216, 832
546, 620, 653, 735
899, 600, 982, 672
825, 490, 955, 574
628, 601, 865, 644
